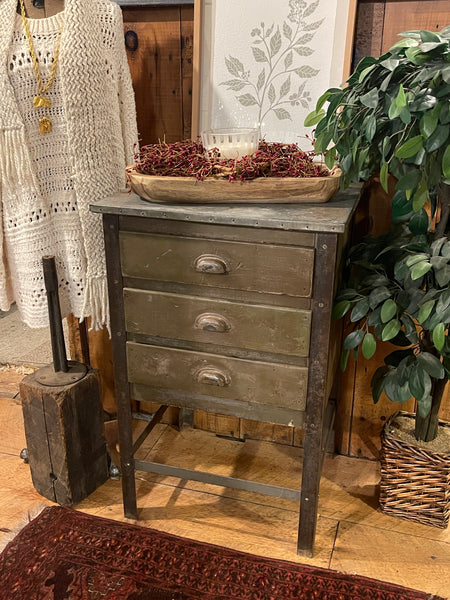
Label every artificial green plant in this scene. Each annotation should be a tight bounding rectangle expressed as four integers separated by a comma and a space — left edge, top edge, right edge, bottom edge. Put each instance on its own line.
305, 27, 450, 442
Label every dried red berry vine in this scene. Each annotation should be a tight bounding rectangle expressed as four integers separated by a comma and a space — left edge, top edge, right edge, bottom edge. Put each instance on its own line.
133, 140, 329, 181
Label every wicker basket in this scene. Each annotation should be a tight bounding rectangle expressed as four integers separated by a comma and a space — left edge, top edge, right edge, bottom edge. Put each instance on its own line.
379, 412, 450, 528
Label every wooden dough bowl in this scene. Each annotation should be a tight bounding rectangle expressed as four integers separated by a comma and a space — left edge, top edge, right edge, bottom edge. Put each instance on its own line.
127, 166, 341, 204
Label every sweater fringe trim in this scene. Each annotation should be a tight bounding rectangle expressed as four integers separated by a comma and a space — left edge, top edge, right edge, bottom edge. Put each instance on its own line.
0, 129, 38, 189
81, 275, 110, 335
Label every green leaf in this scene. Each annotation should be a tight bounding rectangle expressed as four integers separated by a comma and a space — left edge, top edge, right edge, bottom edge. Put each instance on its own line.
381, 136, 391, 160
420, 109, 439, 138
382, 319, 401, 341
340, 349, 350, 372
419, 41, 447, 53
406, 253, 429, 267
362, 332, 377, 359
380, 162, 389, 193
350, 298, 370, 322
356, 147, 369, 172
365, 115, 377, 142
416, 352, 445, 379
360, 88, 379, 109
418, 299, 435, 323
405, 46, 428, 65
394, 135, 424, 159
408, 209, 429, 234
390, 36, 419, 49
399, 107, 412, 125
314, 128, 333, 154
409, 365, 431, 401
358, 64, 376, 83
304, 108, 325, 127
343, 329, 365, 350
395, 169, 422, 191
336, 288, 359, 301
433, 322, 446, 351
443, 145, 450, 179
411, 260, 432, 280
368, 305, 383, 326
436, 288, 450, 315
332, 300, 351, 321
436, 265, 450, 288
401, 314, 418, 343
324, 146, 337, 170
315, 90, 331, 111
419, 30, 442, 42
430, 256, 449, 269
425, 124, 449, 152
395, 84, 407, 108
371, 365, 390, 403
381, 298, 397, 323
388, 101, 401, 120
369, 286, 392, 309
411, 178, 429, 212
384, 372, 411, 403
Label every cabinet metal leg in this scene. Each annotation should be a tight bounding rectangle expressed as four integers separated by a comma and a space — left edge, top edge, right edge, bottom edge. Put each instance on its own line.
297, 427, 322, 556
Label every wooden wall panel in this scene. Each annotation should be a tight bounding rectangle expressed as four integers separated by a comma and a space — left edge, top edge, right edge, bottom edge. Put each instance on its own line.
382, 1, 449, 51
181, 6, 195, 139
352, 1, 385, 68
123, 7, 194, 146
193, 411, 240, 439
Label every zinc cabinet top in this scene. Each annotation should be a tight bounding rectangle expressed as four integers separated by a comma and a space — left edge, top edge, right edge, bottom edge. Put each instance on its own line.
91, 185, 361, 234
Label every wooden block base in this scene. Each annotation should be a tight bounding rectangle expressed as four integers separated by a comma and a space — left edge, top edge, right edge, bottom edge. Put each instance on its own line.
20, 366, 108, 506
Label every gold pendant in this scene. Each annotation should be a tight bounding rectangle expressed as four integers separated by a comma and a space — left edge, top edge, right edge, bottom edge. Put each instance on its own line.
34, 95, 51, 108
39, 116, 52, 135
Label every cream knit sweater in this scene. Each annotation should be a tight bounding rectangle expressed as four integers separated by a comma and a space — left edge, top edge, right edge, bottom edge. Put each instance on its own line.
0, 0, 138, 330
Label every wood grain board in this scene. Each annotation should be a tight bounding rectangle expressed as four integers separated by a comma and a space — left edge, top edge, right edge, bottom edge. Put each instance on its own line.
122, 6, 194, 146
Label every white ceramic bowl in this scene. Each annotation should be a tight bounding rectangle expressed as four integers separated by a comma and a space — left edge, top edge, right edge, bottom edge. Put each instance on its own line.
201, 127, 259, 160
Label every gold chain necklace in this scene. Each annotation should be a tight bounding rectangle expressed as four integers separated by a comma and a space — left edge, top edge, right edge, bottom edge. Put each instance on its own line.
19, 0, 64, 135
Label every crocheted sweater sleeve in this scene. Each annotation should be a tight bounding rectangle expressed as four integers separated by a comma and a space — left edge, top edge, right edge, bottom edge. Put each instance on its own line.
115, 5, 139, 169
61, 0, 139, 330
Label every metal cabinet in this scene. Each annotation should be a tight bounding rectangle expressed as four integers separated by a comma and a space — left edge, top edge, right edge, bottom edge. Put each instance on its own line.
91, 186, 360, 556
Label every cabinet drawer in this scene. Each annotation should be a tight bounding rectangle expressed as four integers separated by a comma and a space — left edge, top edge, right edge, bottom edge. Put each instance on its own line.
120, 232, 314, 298
127, 342, 308, 411
124, 289, 311, 357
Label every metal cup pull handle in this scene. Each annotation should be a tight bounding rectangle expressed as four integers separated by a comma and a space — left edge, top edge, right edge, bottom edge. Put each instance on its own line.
195, 367, 230, 387
194, 313, 231, 333
194, 254, 229, 275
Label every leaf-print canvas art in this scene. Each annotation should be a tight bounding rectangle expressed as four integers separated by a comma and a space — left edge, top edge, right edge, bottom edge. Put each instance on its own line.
199, 0, 353, 145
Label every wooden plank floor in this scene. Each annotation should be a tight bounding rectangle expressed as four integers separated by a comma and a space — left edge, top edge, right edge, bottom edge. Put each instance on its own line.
0, 365, 449, 598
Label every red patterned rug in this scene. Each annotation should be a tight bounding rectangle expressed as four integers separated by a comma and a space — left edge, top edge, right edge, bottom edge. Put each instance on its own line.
0, 506, 444, 600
